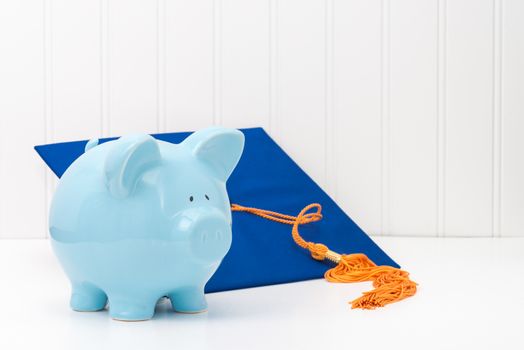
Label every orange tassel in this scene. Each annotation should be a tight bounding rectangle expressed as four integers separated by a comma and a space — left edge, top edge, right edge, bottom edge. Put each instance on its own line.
231, 203, 417, 309
324, 253, 417, 309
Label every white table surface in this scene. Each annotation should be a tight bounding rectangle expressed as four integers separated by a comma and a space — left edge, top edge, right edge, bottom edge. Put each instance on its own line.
1, 237, 523, 350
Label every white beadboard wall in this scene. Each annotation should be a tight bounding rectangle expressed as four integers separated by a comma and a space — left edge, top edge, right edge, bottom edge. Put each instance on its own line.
0, 0, 523, 238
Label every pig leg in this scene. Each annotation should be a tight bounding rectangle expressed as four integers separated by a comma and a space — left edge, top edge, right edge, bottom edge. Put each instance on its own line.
70, 282, 107, 312
169, 286, 207, 313
108, 294, 158, 321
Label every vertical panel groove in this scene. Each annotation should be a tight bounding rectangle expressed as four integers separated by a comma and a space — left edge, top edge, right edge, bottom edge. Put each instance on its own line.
100, 0, 109, 136
157, 0, 166, 133
445, 0, 494, 236
325, 0, 336, 198
437, 0, 447, 237
500, 0, 523, 236
269, 0, 278, 137
380, 0, 391, 236
165, 0, 214, 131
492, 0, 502, 237
213, 0, 222, 125
43, 0, 53, 238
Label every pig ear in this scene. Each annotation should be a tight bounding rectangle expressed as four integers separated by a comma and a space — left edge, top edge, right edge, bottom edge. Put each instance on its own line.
105, 134, 162, 198
183, 127, 245, 181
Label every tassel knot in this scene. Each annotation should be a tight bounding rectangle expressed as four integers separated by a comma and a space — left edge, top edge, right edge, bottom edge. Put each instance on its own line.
307, 242, 328, 261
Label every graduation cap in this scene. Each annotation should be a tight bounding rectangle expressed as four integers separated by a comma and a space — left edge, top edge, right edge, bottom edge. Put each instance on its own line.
35, 127, 416, 309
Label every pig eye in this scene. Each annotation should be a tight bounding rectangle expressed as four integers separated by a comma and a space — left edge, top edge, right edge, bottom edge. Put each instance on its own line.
205, 194, 210, 200
189, 196, 194, 202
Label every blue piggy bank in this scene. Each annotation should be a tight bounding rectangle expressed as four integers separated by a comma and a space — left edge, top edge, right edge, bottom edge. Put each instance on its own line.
50, 127, 244, 321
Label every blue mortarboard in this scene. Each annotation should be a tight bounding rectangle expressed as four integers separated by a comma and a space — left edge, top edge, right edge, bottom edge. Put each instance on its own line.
35, 127, 415, 309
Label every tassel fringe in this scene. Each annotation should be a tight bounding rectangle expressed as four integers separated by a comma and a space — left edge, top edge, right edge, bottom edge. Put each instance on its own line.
324, 253, 417, 309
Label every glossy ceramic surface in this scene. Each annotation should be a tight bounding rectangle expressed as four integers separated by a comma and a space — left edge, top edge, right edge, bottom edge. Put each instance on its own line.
49, 127, 244, 321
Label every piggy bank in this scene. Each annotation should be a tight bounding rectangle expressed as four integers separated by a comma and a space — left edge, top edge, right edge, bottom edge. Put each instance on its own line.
49, 127, 244, 321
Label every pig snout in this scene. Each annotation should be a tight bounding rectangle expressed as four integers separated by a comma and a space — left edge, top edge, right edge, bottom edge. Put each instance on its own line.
190, 213, 232, 262
175, 208, 232, 263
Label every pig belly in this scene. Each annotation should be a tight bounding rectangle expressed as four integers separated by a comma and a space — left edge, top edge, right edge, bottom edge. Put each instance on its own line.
51, 239, 219, 296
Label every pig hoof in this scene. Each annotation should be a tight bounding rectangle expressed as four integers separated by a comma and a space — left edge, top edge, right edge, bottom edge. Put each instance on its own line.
70, 284, 107, 312
110, 310, 154, 321
175, 309, 208, 314
112, 316, 152, 322
108, 298, 156, 321
169, 289, 208, 314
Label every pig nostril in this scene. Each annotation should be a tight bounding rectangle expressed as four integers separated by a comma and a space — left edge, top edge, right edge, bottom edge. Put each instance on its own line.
189, 196, 194, 202
205, 194, 210, 200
